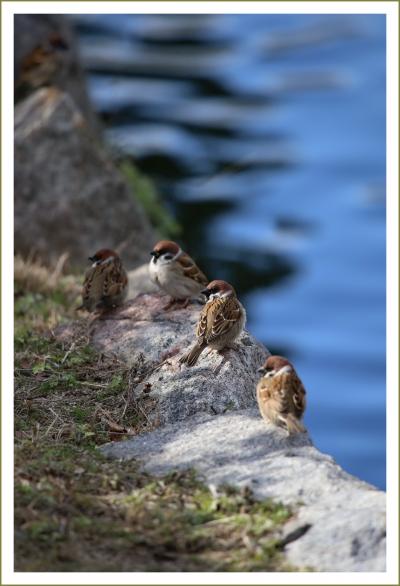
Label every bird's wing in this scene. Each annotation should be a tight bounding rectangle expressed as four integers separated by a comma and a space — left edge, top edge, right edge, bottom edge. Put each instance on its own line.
292, 379, 307, 417
102, 263, 128, 299
81, 265, 98, 303
281, 371, 306, 418
196, 304, 209, 342
206, 297, 242, 343
177, 253, 208, 286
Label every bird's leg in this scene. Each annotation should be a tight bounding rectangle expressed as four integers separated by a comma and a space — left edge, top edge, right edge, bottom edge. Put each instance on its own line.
96, 308, 113, 319
162, 297, 178, 311
226, 342, 239, 351
212, 348, 230, 375
163, 298, 190, 311
174, 298, 190, 309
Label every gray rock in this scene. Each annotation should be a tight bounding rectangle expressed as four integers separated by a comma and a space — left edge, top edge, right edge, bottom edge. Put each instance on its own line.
14, 14, 98, 131
85, 293, 269, 425
127, 264, 159, 299
56, 292, 385, 571
101, 408, 386, 572
14, 88, 156, 269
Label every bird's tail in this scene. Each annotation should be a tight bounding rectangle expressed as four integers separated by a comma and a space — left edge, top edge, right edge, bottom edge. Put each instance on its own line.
179, 343, 206, 367
285, 414, 306, 435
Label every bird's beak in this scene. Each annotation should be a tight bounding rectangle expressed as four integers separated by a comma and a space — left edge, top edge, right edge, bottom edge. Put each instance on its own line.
150, 251, 159, 259
257, 367, 267, 375
200, 288, 211, 297
88, 256, 95, 262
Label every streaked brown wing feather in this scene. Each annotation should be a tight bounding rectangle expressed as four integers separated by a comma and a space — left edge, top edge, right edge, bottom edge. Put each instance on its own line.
292, 385, 306, 417
101, 262, 127, 298
104, 269, 128, 299
178, 253, 208, 286
281, 371, 306, 418
206, 297, 241, 343
196, 307, 209, 341
82, 266, 97, 302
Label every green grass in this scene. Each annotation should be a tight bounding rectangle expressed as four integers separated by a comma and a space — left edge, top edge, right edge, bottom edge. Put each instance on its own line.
14, 256, 297, 572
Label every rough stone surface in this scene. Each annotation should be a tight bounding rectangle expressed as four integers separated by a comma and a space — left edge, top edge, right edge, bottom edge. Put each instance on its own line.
101, 408, 386, 572
57, 293, 268, 425
14, 14, 98, 131
53, 258, 386, 572
14, 88, 156, 270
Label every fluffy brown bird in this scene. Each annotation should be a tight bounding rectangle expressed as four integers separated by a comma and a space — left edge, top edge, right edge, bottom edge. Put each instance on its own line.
149, 240, 208, 307
256, 355, 307, 434
16, 33, 69, 99
79, 249, 128, 312
180, 280, 246, 367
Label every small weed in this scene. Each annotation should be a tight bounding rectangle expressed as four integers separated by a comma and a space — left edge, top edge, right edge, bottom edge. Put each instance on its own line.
108, 374, 125, 393
71, 405, 90, 422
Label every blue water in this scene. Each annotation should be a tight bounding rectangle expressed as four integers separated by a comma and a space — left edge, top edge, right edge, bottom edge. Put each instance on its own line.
73, 14, 386, 489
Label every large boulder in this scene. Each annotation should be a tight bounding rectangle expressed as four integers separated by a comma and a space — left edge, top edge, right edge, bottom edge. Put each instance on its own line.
56, 292, 386, 572
102, 408, 386, 572
14, 88, 156, 270
63, 293, 269, 425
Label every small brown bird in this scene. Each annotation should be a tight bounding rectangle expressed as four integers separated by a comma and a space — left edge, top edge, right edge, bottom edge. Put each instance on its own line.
16, 33, 69, 100
256, 355, 307, 434
180, 280, 246, 367
149, 240, 208, 307
79, 249, 128, 312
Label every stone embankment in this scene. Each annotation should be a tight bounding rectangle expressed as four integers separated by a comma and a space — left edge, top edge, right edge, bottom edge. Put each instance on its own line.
59, 291, 386, 572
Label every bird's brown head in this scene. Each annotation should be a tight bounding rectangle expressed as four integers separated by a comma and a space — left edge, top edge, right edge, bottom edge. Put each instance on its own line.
258, 355, 293, 377
150, 240, 181, 262
201, 280, 236, 301
88, 248, 119, 266
48, 34, 69, 52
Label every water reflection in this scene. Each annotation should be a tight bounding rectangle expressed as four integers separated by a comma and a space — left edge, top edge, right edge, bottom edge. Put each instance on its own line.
73, 13, 386, 489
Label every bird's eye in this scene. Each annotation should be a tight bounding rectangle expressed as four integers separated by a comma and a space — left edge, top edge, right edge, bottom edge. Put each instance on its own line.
163, 253, 173, 260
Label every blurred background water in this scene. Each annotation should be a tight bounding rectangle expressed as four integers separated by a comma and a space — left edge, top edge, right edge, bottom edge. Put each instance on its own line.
72, 13, 386, 489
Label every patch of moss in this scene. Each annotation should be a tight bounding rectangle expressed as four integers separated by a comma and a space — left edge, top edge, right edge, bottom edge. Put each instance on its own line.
119, 159, 181, 237
16, 442, 294, 572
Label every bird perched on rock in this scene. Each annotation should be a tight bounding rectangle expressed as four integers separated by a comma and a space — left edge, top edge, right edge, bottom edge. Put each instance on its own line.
256, 355, 307, 434
180, 280, 246, 367
15, 33, 69, 100
79, 249, 128, 313
149, 240, 208, 308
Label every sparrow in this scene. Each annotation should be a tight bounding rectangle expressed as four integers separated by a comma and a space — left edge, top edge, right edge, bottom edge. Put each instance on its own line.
15, 33, 69, 100
179, 280, 246, 367
149, 240, 208, 307
256, 355, 307, 434
79, 249, 128, 312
